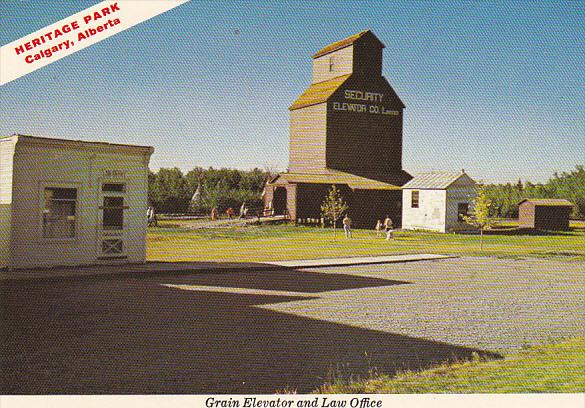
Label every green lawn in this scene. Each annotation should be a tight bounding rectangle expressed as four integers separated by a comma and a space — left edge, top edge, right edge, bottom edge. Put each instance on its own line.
147, 222, 585, 262
318, 337, 585, 393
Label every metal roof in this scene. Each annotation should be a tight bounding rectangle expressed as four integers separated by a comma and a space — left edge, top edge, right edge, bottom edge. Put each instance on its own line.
269, 170, 401, 190
289, 74, 351, 111
401, 171, 474, 189
312, 30, 383, 59
518, 199, 574, 207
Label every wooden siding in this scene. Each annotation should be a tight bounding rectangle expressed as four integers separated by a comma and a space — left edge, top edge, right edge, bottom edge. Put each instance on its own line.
263, 182, 297, 220
534, 206, 571, 230
277, 31, 406, 229
297, 184, 402, 228
295, 183, 340, 223
350, 189, 402, 229
326, 76, 405, 175
518, 202, 571, 230
266, 181, 403, 229
8, 137, 152, 269
445, 179, 477, 231
312, 46, 354, 84
0, 138, 16, 268
402, 189, 447, 232
289, 104, 328, 172
518, 202, 536, 228
352, 41, 383, 77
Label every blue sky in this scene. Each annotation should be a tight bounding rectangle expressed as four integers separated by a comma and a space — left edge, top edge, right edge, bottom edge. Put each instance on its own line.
1, 0, 583, 183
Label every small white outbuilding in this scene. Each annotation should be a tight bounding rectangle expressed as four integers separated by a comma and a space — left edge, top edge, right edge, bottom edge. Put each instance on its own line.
401, 170, 477, 233
0, 134, 154, 269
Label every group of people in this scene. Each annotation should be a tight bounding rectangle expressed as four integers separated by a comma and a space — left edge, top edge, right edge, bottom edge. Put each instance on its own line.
376, 216, 394, 240
211, 202, 249, 221
342, 215, 394, 240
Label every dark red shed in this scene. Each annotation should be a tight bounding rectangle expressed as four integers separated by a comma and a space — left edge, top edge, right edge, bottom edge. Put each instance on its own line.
518, 199, 574, 230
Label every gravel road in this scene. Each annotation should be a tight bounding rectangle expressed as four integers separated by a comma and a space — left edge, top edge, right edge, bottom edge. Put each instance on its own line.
2, 257, 583, 393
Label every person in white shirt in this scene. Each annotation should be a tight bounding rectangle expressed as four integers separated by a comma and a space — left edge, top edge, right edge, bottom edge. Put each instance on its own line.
384, 216, 394, 240
343, 215, 352, 238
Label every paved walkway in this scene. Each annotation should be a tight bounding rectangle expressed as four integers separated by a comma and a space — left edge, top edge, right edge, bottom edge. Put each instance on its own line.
0, 254, 454, 281
271, 254, 451, 268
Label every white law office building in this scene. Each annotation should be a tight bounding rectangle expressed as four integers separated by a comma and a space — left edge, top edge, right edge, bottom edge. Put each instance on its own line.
401, 170, 477, 233
0, 135, 153, 269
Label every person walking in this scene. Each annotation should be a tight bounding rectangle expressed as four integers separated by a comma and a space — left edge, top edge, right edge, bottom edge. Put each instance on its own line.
267, 200, 273, 216
226, 207, 234, 219
239, 202, 247, 219
375, 219, 383, 237
384, 216, 394, 240
147, 206, 157, 227
343, 214, 352, 238
211, 207, 219, 221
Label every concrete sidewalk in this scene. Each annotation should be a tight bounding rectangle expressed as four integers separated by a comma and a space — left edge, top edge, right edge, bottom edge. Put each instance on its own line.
0, 253, 454, 281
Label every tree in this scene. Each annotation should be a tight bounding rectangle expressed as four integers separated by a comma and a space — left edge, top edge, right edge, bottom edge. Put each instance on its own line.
464, 187, 496, 250
148, 168, 191, 213
482, 165, 584, 220
321, 185, 349, 239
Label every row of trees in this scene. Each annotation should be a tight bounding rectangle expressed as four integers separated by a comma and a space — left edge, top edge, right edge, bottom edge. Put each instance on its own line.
148, 165, 584, 219
148, 167, 273, 214
483, 165, 585, 219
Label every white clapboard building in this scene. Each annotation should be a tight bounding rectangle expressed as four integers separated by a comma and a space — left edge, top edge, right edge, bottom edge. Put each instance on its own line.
401, 170, 477, 233
0, 135, 154, 269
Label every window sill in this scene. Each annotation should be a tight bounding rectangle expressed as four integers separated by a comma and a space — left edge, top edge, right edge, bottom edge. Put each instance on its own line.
39, 238, 79, 243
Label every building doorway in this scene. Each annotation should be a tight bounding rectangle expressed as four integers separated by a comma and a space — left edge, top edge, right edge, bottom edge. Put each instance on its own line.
273, 187, 287, 215
97, 182, 128, 260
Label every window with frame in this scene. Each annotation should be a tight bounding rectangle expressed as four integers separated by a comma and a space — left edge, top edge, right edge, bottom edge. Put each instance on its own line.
103, 197, 124, 230
102, 183, 126, 192
42, 187, 77, 238
458, 203, 469, 222
411, 190, 420, 208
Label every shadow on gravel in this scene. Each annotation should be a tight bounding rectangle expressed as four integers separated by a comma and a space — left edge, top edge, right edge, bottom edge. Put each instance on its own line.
1, 266, 501, 394
153, 267, 410, 293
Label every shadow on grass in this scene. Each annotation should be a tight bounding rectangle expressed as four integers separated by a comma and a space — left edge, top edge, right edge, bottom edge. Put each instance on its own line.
1, 264, 501, 394
483, 228, 581, 236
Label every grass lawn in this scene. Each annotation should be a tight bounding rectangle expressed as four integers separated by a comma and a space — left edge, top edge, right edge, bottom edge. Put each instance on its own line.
147, 221, 585, 262
318, 337, 585, 393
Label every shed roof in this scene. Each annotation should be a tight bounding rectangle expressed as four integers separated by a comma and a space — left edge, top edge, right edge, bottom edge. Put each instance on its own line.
518, 199, 574, 207
402, 171, 474, 190
289, 74, 351, 110
269, 170, 400, 190
2, 134, 154, 154
312, 30, 383, 59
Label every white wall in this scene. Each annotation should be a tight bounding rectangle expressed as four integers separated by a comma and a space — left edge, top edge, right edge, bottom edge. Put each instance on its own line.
402, 175, 477, 233
0, 138, 16, 268
402, 189, 447, 232
445, 176, 477, 232
9, 137, 151, 269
